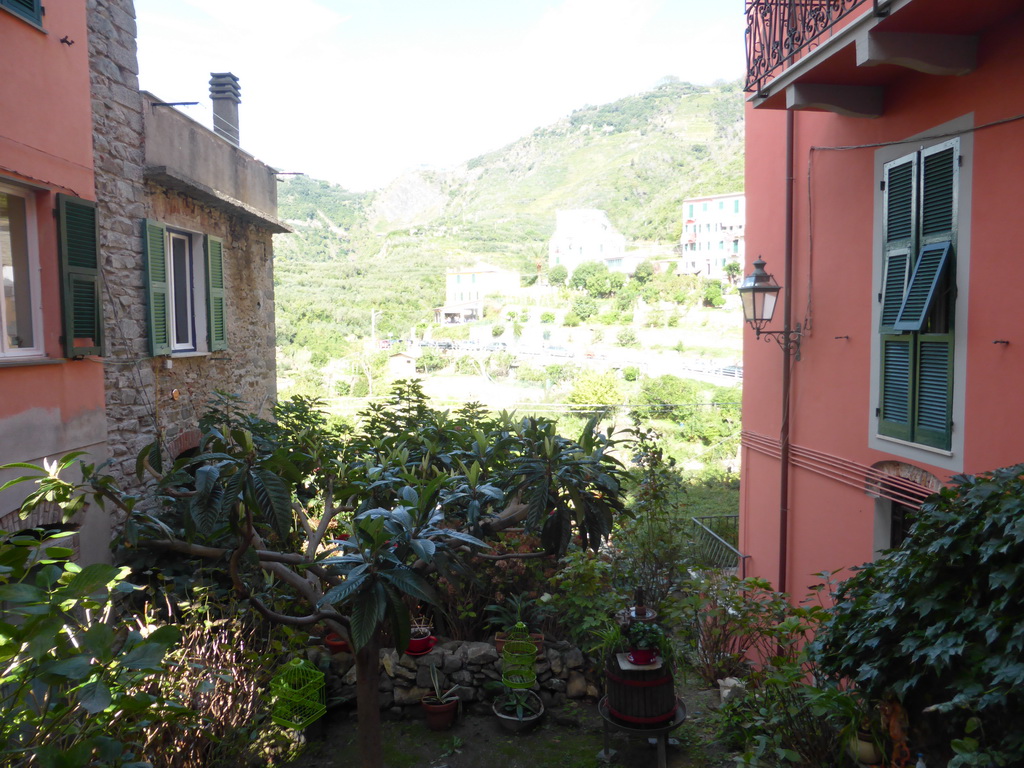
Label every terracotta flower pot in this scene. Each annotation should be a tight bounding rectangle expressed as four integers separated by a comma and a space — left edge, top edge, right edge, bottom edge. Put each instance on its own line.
422, 697, 459, 731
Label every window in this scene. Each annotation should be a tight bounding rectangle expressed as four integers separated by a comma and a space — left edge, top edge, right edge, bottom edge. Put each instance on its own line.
0, 185, 40, 356
1, 189, 100, 359
1, 0, 43, 26
877, 139, 958, 449
143, 220, 225, 356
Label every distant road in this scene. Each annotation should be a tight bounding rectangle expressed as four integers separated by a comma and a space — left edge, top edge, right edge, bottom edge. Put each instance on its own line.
414, 340, 742, 385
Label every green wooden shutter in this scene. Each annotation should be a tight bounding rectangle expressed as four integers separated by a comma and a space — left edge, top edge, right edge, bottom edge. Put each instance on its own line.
894, 241, 952, 331
912, 139, 957, 447
920, 140, 958, 244
880, 156, 916, 332
880, 249, 911, 331
915, 335, 953, 449
143, 220, 172, 356
1, 0, 43, 25
879, 336, 913, 441
205, 235, 226, 351
56, 195, 103, 358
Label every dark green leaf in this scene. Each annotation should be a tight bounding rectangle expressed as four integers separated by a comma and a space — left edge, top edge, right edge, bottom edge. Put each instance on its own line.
77, 680, 112, 713
250, 468, 293, 537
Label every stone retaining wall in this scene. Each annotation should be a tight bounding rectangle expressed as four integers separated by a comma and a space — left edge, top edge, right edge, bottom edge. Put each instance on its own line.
307, 639, 600, 714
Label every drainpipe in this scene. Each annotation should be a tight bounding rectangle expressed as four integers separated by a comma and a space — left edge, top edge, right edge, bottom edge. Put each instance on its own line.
778, 109, 795, 595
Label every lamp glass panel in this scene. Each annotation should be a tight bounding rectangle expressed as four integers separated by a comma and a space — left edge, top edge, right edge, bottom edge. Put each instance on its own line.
759, 289, 778, 323
741, 289, 756, 322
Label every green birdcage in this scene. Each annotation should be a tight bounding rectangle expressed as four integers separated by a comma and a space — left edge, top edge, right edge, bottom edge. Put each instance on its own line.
502, 622, 537, 689
270, 657, 326, 730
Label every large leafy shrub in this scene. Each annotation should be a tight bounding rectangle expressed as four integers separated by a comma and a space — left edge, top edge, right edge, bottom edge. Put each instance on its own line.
0, 528, 182, 768
814, 464, 1024, 765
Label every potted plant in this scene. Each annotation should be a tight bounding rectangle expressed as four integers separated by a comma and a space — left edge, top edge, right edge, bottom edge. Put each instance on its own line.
831, 692, 883, 766
625, 621, 665, 665
323, 631, 351, 654
486, 593, 551, 654
421, 665, 461, 731
405, 615, 435, 655
492, 687, 545, 733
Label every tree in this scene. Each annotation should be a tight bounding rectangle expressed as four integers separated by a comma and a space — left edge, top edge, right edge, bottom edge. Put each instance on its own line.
572, 295, 599, 321
320, 504, 485, 766
3, 384, 633, 767
724, 260, 742, 284
548, 264, 568, 286
702, 279, 726, 308
569, 261, 606, 293
566, 370, 624, 420
632, 260, 655, 284
616, 328, 639, 347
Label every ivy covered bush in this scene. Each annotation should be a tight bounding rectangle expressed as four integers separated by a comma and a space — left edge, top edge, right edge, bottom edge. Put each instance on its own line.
813, 464, 1024, 766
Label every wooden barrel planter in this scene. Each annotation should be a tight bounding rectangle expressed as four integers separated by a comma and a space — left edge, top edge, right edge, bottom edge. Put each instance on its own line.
605, 653, 676, 726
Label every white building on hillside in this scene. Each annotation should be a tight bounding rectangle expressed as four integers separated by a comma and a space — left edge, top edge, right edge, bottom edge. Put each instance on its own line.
680, 192, 745, 279
436, 262, 519, 324
548, 209, 627, 275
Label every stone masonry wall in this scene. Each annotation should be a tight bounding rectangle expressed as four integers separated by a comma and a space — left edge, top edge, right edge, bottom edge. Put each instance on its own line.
89, 0, 278, 507
308, 639, 601, 714
87, 0, 150, 508
143, 185, 278, 450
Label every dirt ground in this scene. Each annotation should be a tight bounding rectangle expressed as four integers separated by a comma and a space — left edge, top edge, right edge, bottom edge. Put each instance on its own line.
286, 679, 734, 768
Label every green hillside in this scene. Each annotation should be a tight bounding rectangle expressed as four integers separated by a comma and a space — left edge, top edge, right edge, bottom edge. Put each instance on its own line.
273, 78, 744, 360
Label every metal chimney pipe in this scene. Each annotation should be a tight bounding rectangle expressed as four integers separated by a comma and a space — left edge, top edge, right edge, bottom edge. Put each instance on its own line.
209, 72, 241, 145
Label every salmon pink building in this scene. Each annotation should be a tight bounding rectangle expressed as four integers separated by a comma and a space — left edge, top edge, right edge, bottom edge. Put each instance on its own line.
0, 0, 109, 559
739, 0, 1024, 594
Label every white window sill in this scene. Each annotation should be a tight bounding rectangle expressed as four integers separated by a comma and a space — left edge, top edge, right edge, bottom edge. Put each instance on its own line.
875, 434, 954, 458
162, 351, 212, 359
0, 356, 63, 369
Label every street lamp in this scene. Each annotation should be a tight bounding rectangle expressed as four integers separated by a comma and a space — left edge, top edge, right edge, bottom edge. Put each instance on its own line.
738, 257, 801, 359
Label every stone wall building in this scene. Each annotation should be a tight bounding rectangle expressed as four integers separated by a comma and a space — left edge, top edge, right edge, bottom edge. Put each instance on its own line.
88, 0, 287, 498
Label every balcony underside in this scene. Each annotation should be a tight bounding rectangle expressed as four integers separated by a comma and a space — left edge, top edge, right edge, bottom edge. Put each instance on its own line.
748, 0, 1024, 117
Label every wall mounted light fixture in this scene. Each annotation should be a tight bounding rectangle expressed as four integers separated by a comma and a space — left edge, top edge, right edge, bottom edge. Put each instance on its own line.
738, 257, 802, 359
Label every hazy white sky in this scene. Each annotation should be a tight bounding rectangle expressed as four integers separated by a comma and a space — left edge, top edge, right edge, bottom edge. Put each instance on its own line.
134, 0, 746, 192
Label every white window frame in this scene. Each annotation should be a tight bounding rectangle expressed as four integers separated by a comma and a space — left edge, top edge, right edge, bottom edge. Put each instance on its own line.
0, 182, 43, 358
167, 230, 196, 352
163, 228, 208, 355
868, 115, 972, 472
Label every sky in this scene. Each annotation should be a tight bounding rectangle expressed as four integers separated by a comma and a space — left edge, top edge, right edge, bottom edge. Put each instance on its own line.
134, 0, 746, 192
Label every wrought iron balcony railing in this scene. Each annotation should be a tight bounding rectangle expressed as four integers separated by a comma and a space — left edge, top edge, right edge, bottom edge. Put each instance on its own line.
745, 0, 889, 94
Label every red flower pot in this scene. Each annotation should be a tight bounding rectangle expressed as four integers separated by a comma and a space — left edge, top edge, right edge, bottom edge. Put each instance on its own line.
324, 632, 350, 653
406, 634, 436, 655
627, 647, 658, 665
